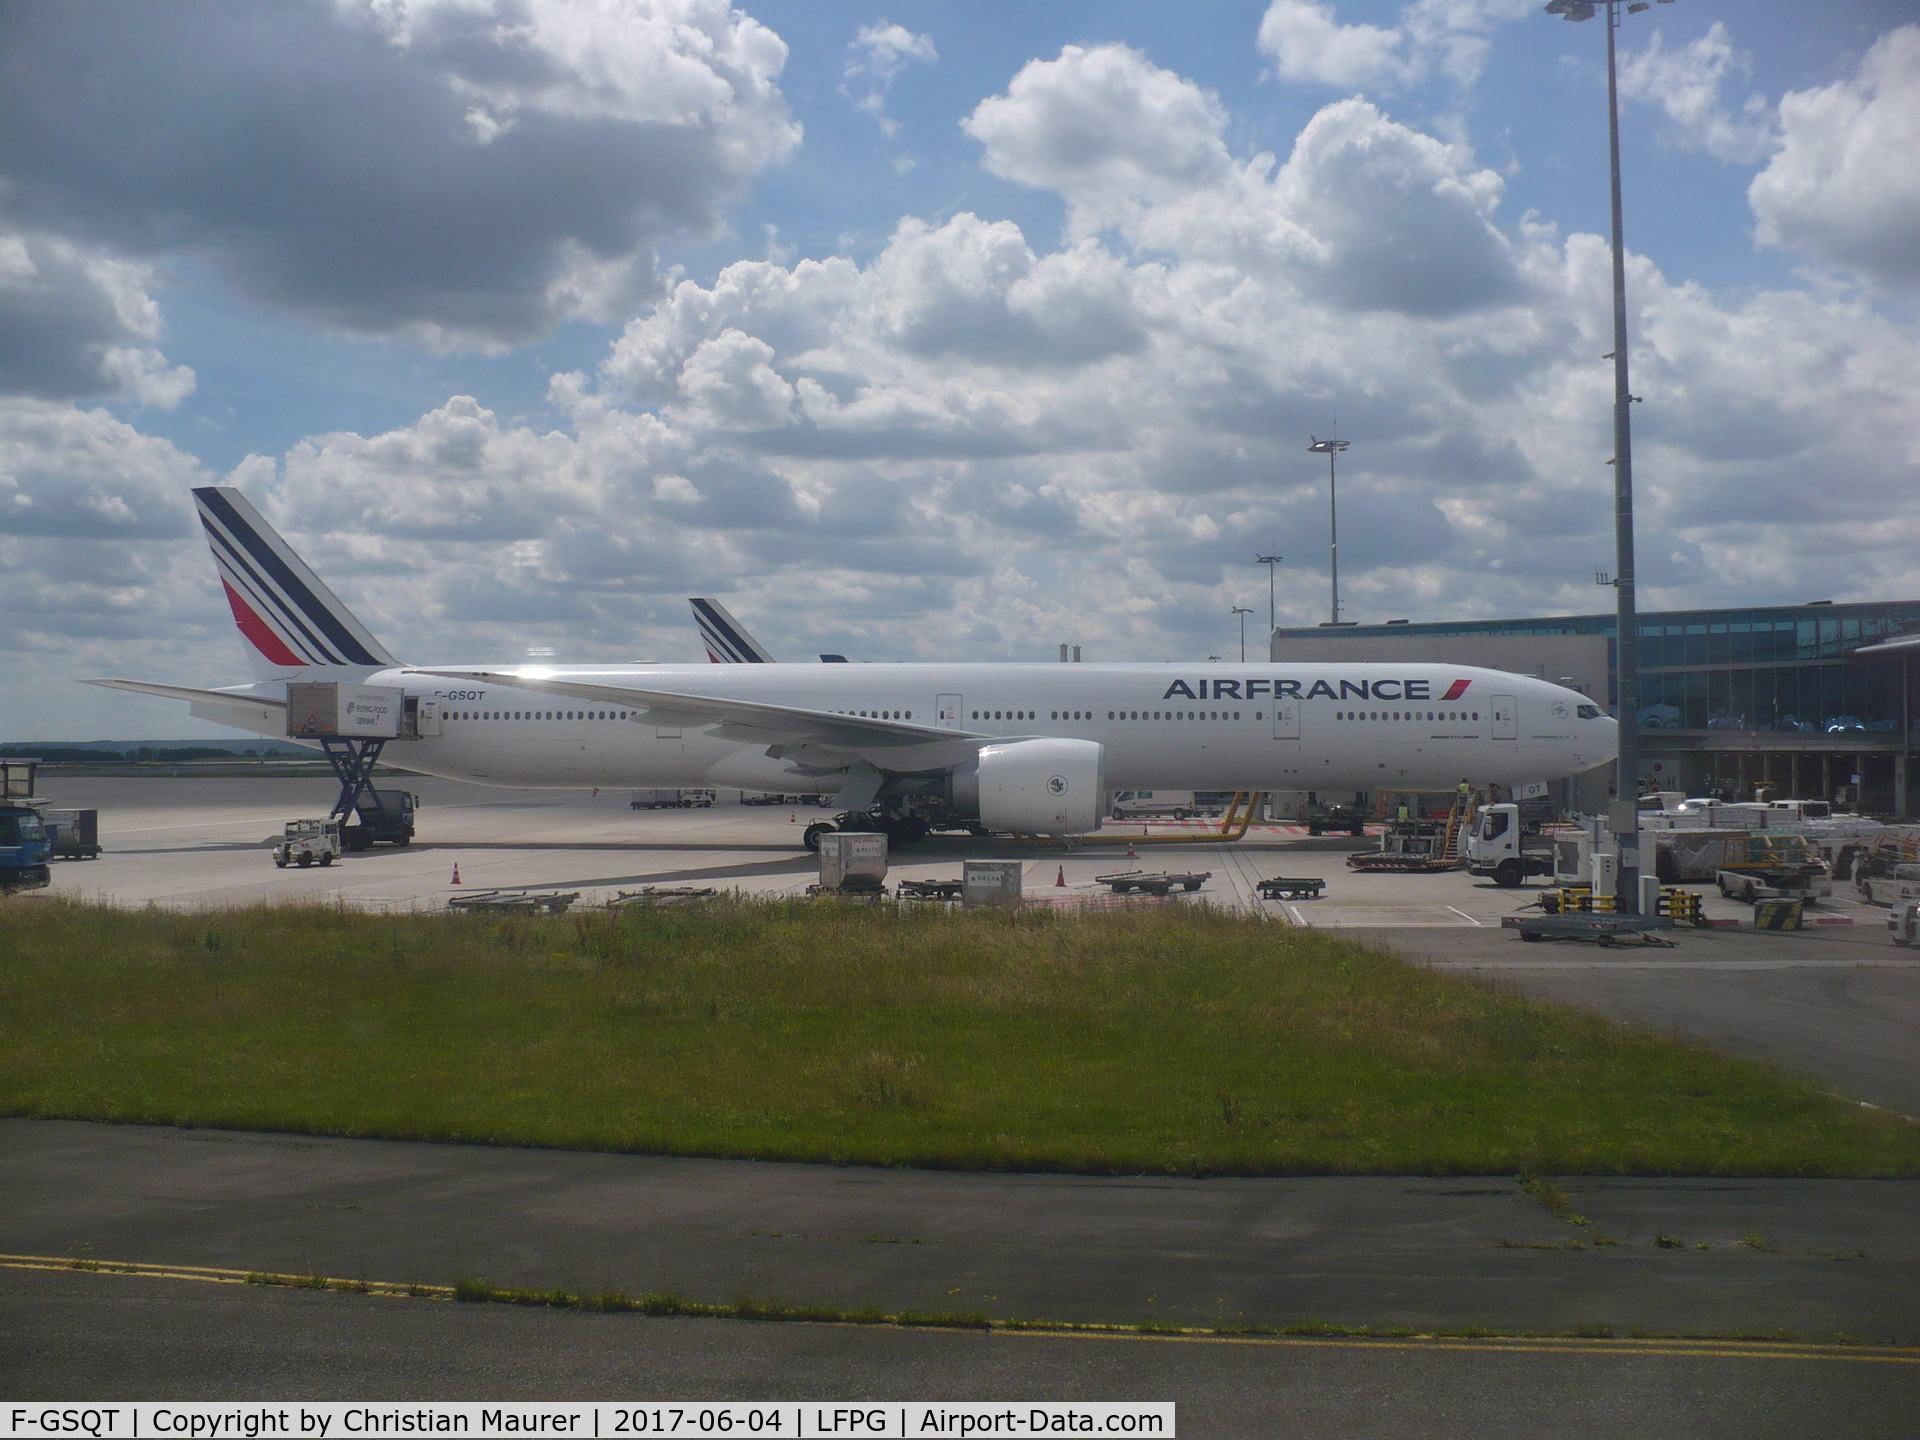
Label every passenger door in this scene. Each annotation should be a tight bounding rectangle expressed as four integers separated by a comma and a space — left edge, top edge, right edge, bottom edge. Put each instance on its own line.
1491, 695, 1518, 740
1272, 695, 1300, 739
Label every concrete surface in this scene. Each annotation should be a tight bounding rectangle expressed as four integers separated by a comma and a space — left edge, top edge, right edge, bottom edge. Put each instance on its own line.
6, 1269, 1918, 1437
5, 1119, 1917, 1341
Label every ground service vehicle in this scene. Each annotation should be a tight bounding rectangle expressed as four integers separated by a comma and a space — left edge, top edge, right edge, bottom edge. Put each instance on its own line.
1465, 802, 1555, 887
345, 789, 417, 850
274, 818, 341, 868
1714, 834, 1826, 904
1109, 790, 1199, 820
0, 803, 52, 891
1303, 799, 1368, 836
630, 788, 714, 809
95, 486, 1619, 853
1890, 900, 1919, 946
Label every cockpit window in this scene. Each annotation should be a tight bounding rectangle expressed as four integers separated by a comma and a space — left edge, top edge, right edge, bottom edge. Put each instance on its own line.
1576, 705, 1603, 719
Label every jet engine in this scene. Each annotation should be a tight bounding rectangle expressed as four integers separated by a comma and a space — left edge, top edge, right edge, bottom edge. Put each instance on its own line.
948, 738, 1105, 836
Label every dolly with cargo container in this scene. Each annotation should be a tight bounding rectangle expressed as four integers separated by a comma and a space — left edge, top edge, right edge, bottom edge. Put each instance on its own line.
40, 808, 101, 860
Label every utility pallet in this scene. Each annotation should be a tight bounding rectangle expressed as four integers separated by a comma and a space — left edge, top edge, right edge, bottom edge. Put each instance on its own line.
1256, 876, 1326, 900
1094, 870, 1210, 896
897, 878, 965, 901
606, 886, 717, 908
1346, 854, 1460, 874
446, 889, 580, 915
1500, 912, 1676, 945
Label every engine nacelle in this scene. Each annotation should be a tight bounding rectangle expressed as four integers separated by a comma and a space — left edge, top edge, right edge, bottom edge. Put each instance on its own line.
949, 739, 1105, 836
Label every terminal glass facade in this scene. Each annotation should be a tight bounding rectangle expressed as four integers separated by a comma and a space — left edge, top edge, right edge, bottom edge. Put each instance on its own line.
1339, 602, 1920, 735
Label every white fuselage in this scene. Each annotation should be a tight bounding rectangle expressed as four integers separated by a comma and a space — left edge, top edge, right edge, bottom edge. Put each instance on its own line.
224, 662, 1615, 796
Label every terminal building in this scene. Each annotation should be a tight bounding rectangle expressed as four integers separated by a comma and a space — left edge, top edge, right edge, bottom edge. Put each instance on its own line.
1273, 599, 1920, 817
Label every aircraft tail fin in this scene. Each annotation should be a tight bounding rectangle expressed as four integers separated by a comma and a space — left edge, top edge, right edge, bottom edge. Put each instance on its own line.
690, 597, 776, 664
192, 487, 397, 678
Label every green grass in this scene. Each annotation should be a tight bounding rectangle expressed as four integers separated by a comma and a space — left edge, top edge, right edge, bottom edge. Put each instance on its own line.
3, 896, 1917, 1175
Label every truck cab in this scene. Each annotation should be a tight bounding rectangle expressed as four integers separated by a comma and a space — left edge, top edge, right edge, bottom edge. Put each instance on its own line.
1, 803, 55, 891
1464, 802, 1554, 888
344, 789, 418, 851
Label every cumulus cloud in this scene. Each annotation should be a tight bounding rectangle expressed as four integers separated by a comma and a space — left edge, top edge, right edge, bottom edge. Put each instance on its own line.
1257, 0, 1535, 92
1750, 25, 1920, 290
0, 233, 194, 406
0, 0, 799, 350
842, 21, 937, 138
1259, 0, 1406, 88
1618, 22, 1774, 164
0, 401, 201, 538
967, 47, 1517, 316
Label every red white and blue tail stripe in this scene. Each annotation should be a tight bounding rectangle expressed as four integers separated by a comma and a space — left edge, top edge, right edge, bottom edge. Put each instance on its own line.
193, 487, 396, 674
690, 597, 776, 664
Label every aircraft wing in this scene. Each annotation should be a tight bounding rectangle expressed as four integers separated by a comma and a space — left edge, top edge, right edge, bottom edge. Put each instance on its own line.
411, 668, 990, 761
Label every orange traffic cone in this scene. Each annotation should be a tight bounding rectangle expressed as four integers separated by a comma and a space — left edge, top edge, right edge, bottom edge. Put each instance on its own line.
790, 811, 796, 823
1125, 841, 1137, 858
451, 864, 462, 885
1055, 865, 1066, 887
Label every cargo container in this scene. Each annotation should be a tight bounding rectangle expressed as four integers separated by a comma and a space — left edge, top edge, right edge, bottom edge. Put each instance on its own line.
286, 682, 404, 739
963, 859, 1023, 909
818, 832, 888, 893
41, 807, 101, 860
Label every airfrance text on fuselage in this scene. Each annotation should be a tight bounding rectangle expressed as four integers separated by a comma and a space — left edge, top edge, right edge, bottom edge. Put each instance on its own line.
1161, 678, 1471, 701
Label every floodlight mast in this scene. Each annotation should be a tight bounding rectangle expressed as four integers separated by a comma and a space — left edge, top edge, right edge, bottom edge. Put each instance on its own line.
1308, 435, 1350, 625
1232, 606, 1255, 663
1547, 0, 1667, 909
1255, 552, 1283, 638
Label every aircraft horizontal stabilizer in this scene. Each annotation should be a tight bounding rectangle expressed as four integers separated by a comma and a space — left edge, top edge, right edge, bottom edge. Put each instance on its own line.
85, 678, 287, 709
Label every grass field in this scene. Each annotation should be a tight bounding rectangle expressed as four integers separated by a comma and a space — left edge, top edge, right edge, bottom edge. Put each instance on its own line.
4, 896, 1917, 1175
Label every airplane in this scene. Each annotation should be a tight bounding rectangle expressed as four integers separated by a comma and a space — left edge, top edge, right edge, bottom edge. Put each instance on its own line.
89, 487, 1619, 850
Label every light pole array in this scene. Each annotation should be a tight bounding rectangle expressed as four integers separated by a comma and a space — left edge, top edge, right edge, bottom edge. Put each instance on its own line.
1232, 607, 1255, 663
1308, 435, 1350, 626
1546, 0, 1666, 911
1255, 551, 1283, 643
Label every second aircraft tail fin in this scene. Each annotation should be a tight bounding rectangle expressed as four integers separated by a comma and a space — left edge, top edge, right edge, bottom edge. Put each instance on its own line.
690, 597, 776, 663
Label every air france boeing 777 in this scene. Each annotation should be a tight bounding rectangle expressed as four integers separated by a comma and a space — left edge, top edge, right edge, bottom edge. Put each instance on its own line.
90, 488, 1617, 848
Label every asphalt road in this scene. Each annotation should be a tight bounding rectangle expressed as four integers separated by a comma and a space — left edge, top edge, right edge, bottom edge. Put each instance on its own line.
5, 1268, 1917, 1438
6, 1119, 1917, 1341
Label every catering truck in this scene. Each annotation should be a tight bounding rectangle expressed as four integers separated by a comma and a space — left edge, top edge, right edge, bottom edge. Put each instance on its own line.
0, 802, 53, 891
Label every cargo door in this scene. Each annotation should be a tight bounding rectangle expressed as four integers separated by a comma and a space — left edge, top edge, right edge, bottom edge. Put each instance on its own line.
937, 694, 963, 729
1490, 695, 1518, 740
1272, 696, 1300, 739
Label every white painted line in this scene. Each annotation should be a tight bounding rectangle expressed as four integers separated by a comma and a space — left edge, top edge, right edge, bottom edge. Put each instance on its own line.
1445, 905, 1483, 927
1286, 904, 1308, 926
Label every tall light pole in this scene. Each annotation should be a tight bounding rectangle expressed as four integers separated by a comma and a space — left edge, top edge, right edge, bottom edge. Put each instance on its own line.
1547, 0, 1662, 911
1308, 435, 1350, 626
1232, 607, 1254, 663
1255, 551, 1283, 641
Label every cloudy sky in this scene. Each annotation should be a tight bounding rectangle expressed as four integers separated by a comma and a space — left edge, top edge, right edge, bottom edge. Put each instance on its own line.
4, 0, 1918, 739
